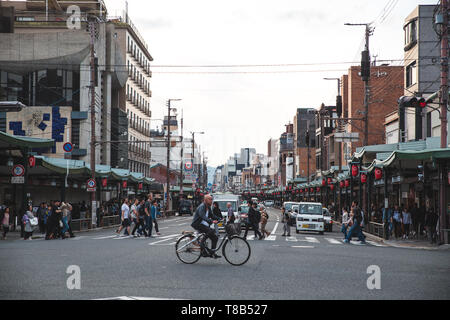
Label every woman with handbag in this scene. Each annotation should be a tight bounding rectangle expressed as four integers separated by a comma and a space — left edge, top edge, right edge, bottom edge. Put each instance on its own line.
23, 205, 36, 240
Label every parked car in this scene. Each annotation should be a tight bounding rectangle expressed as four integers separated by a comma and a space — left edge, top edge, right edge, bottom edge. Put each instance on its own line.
264, 200, 274, 207
322, 208, 333, 232
296, 202, 324, 235
178, 199, 193, 216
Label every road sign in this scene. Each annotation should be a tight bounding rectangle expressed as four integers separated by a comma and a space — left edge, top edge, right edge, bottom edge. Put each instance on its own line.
184, 161, 193, 171
11, 176, 25, 184
12, 164, 25, 177
63, 142, 73, 153
87, 178, 96, 192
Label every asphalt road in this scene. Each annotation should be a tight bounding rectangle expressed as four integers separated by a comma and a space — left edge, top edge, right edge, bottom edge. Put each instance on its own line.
1, 208, 449, 300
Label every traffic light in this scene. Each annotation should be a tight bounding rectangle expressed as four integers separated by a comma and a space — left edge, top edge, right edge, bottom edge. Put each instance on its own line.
336, 95, 342, 118
361, 50, 370, 81
398, 96, 427, 141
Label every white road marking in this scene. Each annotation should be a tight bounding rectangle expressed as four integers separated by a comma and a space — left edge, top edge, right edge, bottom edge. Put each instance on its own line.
148, 235, 179, 245
265, 235, 276, 241
291, 246, 315, 249
92, 235, 119, 240
246, 235, 256, 241
113, 235, 134, 240
305, 237, 320, 243
325, 238, 342, 244
286, 236, 297, 242
270, 222, 279, 236
367, 240, 385, 247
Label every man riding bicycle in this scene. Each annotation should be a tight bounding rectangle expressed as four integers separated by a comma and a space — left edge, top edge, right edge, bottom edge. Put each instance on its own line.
191, 194, 221, 259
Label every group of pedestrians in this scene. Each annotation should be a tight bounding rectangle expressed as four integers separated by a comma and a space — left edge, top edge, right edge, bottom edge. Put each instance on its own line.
382, 203, 440, 243
341, 201, 367, 244
242, 201, 271, 240
116, 195, 161, 238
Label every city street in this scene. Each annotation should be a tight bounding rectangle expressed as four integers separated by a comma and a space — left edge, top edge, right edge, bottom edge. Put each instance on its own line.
1, 208, 449, 300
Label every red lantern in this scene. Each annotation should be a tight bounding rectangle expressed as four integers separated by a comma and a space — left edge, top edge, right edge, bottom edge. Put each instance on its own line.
28, 156, 36, 168
330, 184, 335, 191
322, 179, 326, 186
327, 177, 332, 185
122, 181, 127, 188
375, 168, 382, 180
361, 173, 367, 184
345, 179, 350, 187
316, 187, 320, 192
138, 183, 143, 190
102, 178, 107, 187
352, 165, 359, 177
340, 181, 344, 188
310, 188, 314, 192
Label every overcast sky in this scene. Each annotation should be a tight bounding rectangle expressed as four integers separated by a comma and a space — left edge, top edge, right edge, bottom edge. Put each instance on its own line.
104, 0, 438, 167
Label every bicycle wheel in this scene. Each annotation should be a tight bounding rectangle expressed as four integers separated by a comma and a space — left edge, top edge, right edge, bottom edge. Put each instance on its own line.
175, 234, 202, 264
222, 236, 251, 266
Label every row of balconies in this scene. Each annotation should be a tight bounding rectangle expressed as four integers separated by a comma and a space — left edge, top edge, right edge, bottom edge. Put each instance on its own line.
128, 145, 151, 160
127, 45, 152, 75
128, 119, 151, 137
126, 93, 151, 117
128, 70, 152, 98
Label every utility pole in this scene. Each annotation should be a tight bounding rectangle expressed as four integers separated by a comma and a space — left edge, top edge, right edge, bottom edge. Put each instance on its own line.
345, 22, 373, 147
179, 108, 184, 197
166, 99, 171, 214
89, 18, 97, 226
165, 99, 181, 214
363, 24, 372, 147
439, 0, 448, 244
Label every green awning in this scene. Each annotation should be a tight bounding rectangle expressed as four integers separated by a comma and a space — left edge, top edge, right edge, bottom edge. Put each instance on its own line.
0, 130, 55, 149
367, 148, 450, 172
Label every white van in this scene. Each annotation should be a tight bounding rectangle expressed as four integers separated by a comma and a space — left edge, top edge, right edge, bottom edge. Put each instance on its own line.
212, 194, 240, 230
296, 202, 324, 235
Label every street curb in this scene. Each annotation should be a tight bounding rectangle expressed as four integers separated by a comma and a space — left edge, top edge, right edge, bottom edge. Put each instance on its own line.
334, 221, 448, 251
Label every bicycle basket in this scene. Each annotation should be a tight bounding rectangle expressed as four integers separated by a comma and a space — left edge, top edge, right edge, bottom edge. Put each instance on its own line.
225, 223, 241, 237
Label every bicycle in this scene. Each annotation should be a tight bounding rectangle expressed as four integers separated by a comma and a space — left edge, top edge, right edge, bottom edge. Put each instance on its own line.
175, 222, 251, 266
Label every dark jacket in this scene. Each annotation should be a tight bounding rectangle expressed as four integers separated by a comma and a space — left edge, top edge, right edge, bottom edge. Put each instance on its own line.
248, 206, 260, 224
212, 206, 222, 220
191, 203, 213, 230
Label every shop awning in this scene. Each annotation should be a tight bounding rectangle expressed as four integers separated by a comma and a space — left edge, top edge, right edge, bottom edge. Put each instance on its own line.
0, 130, 55, 149
367, 148, 450, 172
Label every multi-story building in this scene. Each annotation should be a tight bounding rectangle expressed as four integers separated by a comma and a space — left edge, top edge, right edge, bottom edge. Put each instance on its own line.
402, 5, 449, 144
343, 65, 404, 154
0, 0, 127, 167
279, 123, 294, 186
267, 138, 279, 186
293, 108, 316, 180
110, 9, 153, 176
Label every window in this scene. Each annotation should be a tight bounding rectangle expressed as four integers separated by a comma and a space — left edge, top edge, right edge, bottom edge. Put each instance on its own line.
406, 61, 417, 87
404, 19, 417, 48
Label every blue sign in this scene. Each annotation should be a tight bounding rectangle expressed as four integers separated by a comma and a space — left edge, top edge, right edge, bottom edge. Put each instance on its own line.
63, 142, 73, 153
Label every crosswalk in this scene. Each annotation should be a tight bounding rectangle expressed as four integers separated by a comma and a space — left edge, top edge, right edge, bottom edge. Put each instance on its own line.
64, 231, 386, 247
